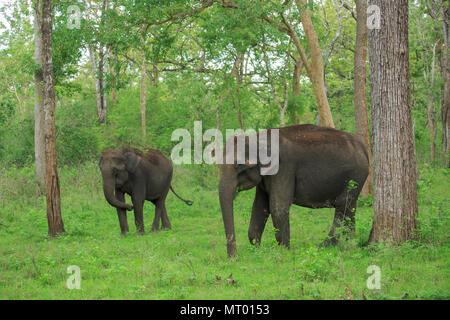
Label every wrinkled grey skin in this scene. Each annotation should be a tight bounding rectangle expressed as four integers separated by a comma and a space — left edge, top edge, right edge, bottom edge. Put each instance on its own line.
218, 125, 369, 257
99, 147, 192, 235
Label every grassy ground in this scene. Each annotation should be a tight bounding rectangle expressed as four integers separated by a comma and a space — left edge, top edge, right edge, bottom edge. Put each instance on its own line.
0, 163, 448, 300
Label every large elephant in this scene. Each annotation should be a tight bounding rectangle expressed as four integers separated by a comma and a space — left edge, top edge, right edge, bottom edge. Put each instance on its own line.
99, 147, 193, 235
218, 124, 369, 257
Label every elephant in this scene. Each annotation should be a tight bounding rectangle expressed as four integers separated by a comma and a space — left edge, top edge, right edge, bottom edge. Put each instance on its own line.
218, 124, 369, 257
99, 147, 193, 235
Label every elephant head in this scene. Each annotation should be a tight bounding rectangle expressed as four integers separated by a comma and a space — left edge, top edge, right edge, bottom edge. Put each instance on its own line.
98, 148, 141, 211
218, 130, 279, 257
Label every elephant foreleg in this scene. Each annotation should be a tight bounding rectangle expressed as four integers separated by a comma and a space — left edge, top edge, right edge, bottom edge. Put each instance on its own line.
131, 194, 145, 235
116, 190, 129, 235
248, 185, 269, 246
269, 182, 294, 249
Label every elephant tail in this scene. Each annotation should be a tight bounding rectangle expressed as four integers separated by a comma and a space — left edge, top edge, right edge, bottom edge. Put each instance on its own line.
170, 185, 193, 206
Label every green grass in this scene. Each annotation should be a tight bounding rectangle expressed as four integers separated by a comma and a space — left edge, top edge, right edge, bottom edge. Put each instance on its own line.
0, 163, 449, 299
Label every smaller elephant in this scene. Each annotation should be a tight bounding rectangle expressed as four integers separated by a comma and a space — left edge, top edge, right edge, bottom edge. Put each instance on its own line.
99, 147, 193, 235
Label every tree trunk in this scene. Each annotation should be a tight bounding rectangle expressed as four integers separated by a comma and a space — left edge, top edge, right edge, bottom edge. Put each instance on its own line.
368, 0, 418, 244
140, 59, 147, 140
88, 45, 107, 124
426, 43, 438, 164
110, 52, 117, 108
293, 58, 303, 97
441, 0, 450, 167
231, 52, 244, 129
295, 0, 335, 128
354, 0, 373, 197
33, 0, 45, 192
41, 0, 65, 237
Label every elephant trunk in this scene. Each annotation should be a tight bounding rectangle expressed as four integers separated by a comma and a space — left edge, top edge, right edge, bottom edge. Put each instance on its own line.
101, 171, 132, 211
219, 166, 238, 257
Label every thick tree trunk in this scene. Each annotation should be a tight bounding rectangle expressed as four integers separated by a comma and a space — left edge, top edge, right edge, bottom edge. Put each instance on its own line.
41, 0, 65, 237
295, 0, 335, 128
140, 59, 147, 140
368, 0, 418, 244
33, 0, 45, 192
354, 0, 373, 197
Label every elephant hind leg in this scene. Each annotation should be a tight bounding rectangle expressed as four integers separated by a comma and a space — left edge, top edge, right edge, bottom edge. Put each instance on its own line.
321, 190, 358, 247
160, 202, 171, 230
151, 195, 171, 232
150, 200, 161, 232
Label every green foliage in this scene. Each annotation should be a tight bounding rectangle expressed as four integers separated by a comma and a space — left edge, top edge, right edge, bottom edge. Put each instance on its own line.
0, 116, 34, 167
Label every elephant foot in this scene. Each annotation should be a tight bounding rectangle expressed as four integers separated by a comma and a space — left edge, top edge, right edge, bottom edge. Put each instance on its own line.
319, 236, 338, 248
161, 225, 171, 231
149, 227, 160, 233
248, 236, 261, 247
120, 232, 127, 237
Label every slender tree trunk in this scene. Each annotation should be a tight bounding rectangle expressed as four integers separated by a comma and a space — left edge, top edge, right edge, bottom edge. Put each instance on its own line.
292, 58, 303, 124
110, 52, 117, 108
140, 59, 147, 140
293, 58, 303, 97
295, 0, 335, 128
41, 0, 65, 237
426, 43, 438, 164
88, 45, 107, 123
354, 0, 373, 197
368, 0, 417, 244
98, 46, 107, 123
34, 0, 45, 192
441, 0, 450, 167
231, 52, 244, 129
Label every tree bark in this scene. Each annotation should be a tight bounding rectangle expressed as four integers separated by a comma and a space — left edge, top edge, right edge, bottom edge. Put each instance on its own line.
34, 0, 45, 192
368, 0, 418, 244
41, 0, 65, 237
354, 0, 373, 197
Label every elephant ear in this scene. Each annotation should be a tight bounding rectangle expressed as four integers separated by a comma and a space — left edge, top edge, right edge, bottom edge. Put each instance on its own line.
124, 151, 140, 173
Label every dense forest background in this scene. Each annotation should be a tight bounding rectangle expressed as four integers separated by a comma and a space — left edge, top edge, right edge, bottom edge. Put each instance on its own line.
0, 0, 447, 169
